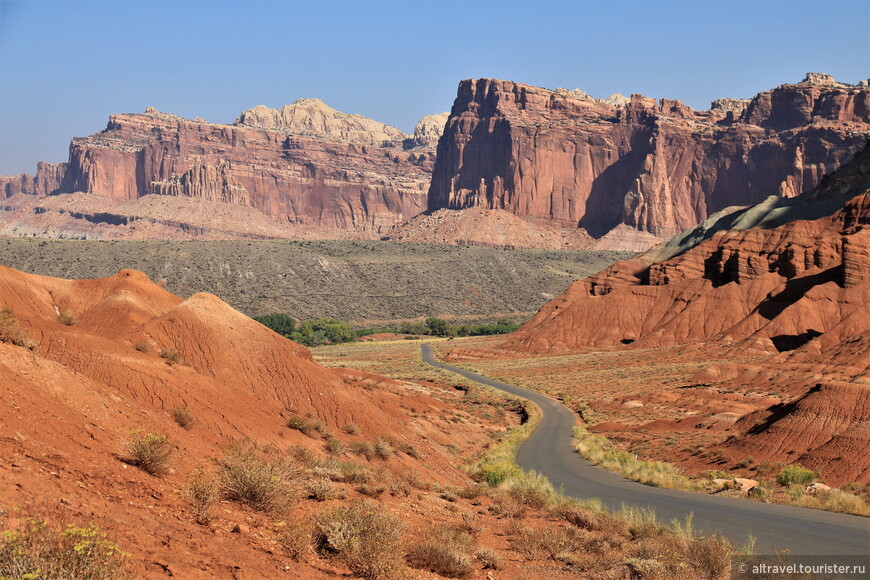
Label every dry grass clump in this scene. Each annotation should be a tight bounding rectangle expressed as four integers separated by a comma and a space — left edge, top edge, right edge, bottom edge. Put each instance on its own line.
287, 415, 327, 438
508, 523, 585, 562
0, 309, 37, 350
502, 471, 556, 509
372, 437, 393, 460
476, 546, 501, 569
314, 500, 406, 579
350, 440, 376, 459
158, 347, 184, 365
184, 468, 218, 524
0, 518, 131, 580
407, 525, 476, 578
219, 442, 300, 513
306, 478, 345, 502
171, 405, 195, 429
123, 431, 172, 475
56, 310, 77, 326
342, 422, 361, 435
132, 340, 153, 353
273, 519, 312, 561
324, 436, 345, 455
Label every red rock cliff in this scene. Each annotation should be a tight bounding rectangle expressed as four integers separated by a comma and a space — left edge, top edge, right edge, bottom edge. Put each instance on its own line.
56, 101, 443, 233
1, 161, 67, 199
429, 74, 870, 239
503, 143, 870, 353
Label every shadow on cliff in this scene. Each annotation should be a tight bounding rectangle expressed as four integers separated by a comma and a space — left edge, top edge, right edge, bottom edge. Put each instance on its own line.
578, 130, 652, 238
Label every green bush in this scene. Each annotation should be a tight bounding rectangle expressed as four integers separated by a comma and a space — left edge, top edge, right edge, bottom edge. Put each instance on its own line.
253, 312, 297, 337
776, 464, 817, 486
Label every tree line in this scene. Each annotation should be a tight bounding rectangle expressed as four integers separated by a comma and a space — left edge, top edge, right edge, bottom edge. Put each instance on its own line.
253, 314, 520, 347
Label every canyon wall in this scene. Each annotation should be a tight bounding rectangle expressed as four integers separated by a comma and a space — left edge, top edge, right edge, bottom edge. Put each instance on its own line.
429, 74, 870, 239
1, 161, 67, 199
21, 101, 446, 234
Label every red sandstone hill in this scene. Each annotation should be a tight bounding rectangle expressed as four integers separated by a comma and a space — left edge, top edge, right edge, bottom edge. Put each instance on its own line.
497, 143, 870, 485
0, 265, 498, 576
428, 73, 870, 248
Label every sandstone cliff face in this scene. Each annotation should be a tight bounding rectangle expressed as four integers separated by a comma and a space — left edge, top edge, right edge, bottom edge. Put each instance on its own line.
51, 101, 443, 234
504, 144, 870, 353
1, 162, 67, 199
429, 74, 870, 239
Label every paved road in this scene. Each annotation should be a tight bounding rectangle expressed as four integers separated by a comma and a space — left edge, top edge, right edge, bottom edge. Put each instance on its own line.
421, 344, 870, 555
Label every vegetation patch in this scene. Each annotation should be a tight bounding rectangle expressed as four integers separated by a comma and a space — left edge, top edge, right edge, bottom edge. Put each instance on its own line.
407, 525, 476, 578
0, 309, 37, 350
0, 518, 131, 579
123, 431, 173, 475
313, 500, 406, 579
573, 425, 700, 491
218, 442, 300, 513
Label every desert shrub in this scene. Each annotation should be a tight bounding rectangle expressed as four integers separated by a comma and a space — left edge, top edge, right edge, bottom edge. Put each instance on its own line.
328, 460, 374, 484
274, 519, 311, 561
56, 310, 77, 326
325, 436, 345, 455
123, 431, 172, 475
0, 518, 131, 579
342, 422, 361, 435
184, 468, 218, 524
372, 437, 393, 460
219, 444, 299, 512
407, 525, 476, 578
476, 546, 501, 569
776, 464, 817, 486
287, 444, 319, 468
314, 501, 406, 579
688, 534, 734, 580
158, 348, 183, 364
306, 478, 344, 502
356, 482, 387, 498
350, 440, 376, 460
287, 416, 315, 437
502, 471, 556, 509
402, 444, 420, 458
457, 483, 488, 500
477, 461, 522, 487
0, 309, 37, 350
552, 499, 602, 531
171, 405, 195, 429
133, 340, 153, 353
509, 524, 584, 561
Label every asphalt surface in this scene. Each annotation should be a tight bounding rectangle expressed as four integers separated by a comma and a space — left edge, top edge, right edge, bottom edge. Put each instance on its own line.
421, 343, 870, 555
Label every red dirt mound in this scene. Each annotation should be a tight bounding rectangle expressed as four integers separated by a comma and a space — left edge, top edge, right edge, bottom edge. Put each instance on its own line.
0, 265, 490, 577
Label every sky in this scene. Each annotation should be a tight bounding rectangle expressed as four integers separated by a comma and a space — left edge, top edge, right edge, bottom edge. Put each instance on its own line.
0, 0, 868, 174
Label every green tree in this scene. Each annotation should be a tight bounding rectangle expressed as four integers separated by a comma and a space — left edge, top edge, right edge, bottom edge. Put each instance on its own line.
253, 313, 296, 337
425, 317, 449, 337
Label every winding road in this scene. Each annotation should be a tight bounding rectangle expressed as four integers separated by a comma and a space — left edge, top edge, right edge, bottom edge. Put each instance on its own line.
421, 344, 870, 555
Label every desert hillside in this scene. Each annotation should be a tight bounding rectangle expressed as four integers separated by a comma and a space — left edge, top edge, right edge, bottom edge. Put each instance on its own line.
0, 239, 629, 324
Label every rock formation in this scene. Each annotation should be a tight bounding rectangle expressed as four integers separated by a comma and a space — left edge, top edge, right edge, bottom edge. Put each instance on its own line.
497, 144, 870, 485
0, 161, 66, 198
504, 143, 870, 353
429, 74, 870, 242
9, 100, 446, 236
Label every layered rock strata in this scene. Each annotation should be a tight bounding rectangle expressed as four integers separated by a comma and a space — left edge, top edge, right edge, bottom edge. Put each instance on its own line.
429, 74, 870, 240
15, 100, 446, 234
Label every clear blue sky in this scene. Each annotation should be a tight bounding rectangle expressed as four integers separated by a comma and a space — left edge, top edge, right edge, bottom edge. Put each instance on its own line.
1, 0, 867, 174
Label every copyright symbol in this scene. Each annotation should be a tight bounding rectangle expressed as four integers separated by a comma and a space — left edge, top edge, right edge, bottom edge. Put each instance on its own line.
738, 563, 748, 573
